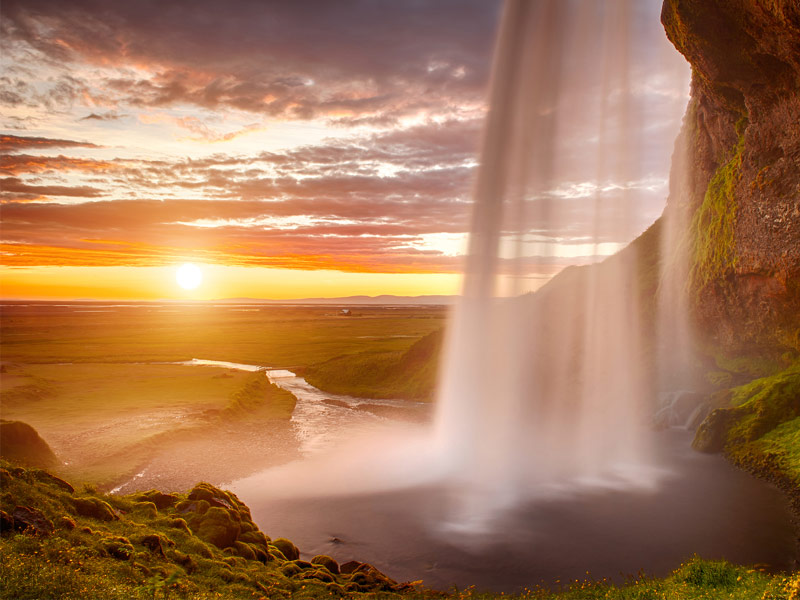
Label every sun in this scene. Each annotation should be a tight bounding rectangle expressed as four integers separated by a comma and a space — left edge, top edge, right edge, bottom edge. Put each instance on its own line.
176, 263, 203, 290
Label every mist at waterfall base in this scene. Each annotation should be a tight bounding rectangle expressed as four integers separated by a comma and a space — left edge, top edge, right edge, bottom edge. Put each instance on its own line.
230, 0, 796, 590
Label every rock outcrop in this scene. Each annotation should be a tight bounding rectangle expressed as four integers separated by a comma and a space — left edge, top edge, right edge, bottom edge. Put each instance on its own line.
659, 1, 800, 501
662, 0, 800, 357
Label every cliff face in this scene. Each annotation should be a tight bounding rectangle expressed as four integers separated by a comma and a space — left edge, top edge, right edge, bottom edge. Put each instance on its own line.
662, 0, 800, 357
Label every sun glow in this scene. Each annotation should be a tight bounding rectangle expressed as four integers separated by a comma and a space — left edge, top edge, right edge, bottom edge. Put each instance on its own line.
176, 263, 203, 290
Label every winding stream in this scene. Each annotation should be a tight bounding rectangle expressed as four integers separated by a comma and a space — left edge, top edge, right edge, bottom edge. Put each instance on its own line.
176, 358, 430, 455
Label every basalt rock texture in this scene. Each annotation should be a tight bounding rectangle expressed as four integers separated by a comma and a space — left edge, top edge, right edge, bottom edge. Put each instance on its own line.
662, 0, 800, 357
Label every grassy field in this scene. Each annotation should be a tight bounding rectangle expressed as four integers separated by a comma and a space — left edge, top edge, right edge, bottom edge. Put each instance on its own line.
305, 329, 444, 401
0, 302, 446, 367
0, 302, 446, 488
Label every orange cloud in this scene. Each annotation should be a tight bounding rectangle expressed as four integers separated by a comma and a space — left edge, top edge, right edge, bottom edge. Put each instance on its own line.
0, 134, 100, 152
0, 154, 119, 175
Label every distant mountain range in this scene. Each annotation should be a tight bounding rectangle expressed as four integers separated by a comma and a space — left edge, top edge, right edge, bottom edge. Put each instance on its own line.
215, 295, 457, 305
1, 295, 457, 305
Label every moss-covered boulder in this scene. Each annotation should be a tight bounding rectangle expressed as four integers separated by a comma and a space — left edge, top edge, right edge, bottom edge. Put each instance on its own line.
280, 561, 303, 577
139, 533, 172, 557
101, 535, 134, 560
311, 554, 340, 575
693, 407, 736, 453
0, 420, 58, 468
239, 530, 269, 546
133, 490, 178, 509
72, 497, 118, 521
132, 501, 158, 519
176, 499, 210, 516
191, 506, 240, 549
271, 537, 299, 561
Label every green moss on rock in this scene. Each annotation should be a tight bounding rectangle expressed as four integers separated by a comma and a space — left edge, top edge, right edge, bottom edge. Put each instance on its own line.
191, 506, 240, 549
689, 133, 744, 291
271, 537, 299, 561
72, 497, 118, 522
312, 553, 340, 574
693, 363, 800, 464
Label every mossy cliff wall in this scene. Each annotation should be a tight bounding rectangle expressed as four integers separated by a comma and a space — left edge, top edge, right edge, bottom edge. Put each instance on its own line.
662, 0, 800, 357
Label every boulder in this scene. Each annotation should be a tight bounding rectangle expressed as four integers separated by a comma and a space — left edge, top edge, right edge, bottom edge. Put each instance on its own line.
134, 490, 178, 509
191, 506, 240, 549
187, 483, 235, 510
101, 535, 134, 560
311, 554, 340, 575
232, 541, 256, 560
348, 562, 398, 591
0, 509, 15, 534
12, 505, 55, 535
140, 533, 171, 557
168, 517, 191, 534
176, 499, 210, 516
280, 562, 302, 577
271, 537, 299, 561
692, 408, 736, 453
72, 497, 119, 521
239, 530, 269, 546
132, 502, 158, 519
340, 560, 363, 574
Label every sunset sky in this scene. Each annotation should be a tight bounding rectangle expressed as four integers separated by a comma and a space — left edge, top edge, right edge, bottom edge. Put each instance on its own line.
0, 0, 689, 300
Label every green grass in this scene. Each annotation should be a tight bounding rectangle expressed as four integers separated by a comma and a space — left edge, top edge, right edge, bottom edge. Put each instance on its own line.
725, 362, 800, 447
753, 417, 800, 485
2, 462, 797, 600
305, 329, 443, 401
0, 304, 446, 367
694, 362, 800, 483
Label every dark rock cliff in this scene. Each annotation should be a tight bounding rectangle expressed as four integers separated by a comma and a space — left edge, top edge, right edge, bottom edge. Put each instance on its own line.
662, 0, 800, 358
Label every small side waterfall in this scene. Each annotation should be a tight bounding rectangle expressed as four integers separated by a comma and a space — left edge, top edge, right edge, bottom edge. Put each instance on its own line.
433, 0, 690, 518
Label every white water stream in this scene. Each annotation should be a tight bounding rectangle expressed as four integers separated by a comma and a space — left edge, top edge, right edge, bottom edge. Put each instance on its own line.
175, 358, 429, 456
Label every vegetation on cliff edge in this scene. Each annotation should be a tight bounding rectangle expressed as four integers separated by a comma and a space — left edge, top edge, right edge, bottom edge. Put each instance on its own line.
689, 127, 745, 292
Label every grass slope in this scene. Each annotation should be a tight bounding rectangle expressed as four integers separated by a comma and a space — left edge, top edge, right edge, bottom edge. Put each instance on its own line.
305, 329, 443, 401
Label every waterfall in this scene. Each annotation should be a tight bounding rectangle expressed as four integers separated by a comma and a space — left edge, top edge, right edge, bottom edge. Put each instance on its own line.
433, 0, 690, 519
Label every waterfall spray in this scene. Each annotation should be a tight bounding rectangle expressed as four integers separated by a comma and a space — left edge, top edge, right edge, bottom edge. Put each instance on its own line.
232, 0, 690, 530
433, 0, 691, 518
